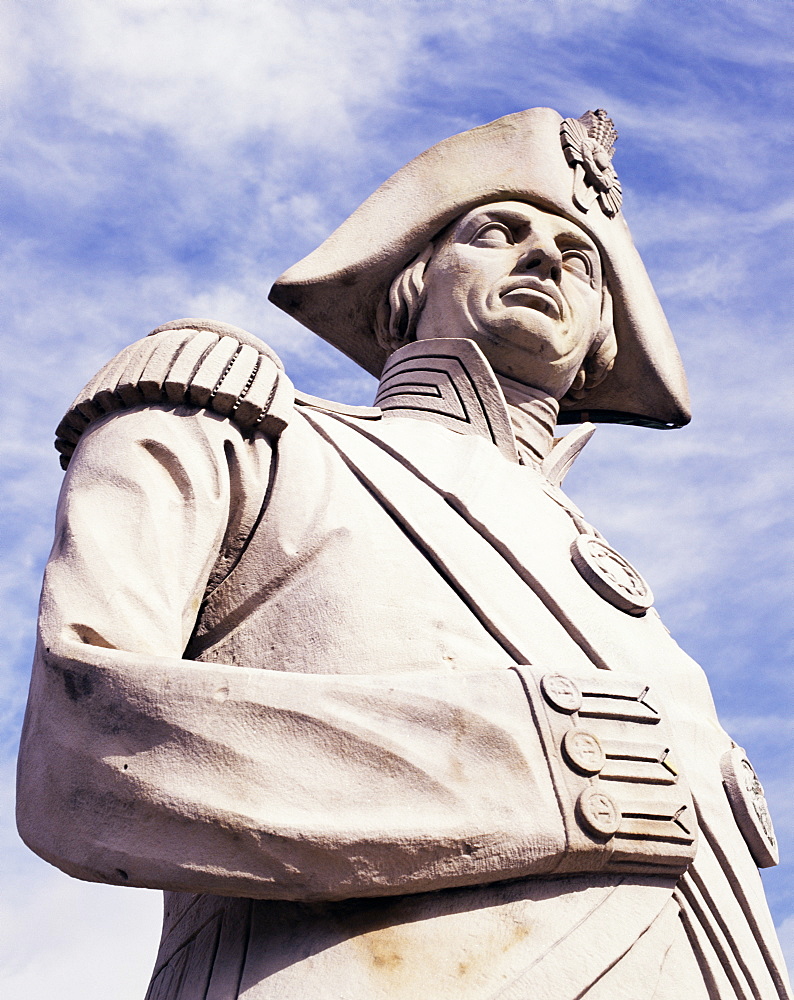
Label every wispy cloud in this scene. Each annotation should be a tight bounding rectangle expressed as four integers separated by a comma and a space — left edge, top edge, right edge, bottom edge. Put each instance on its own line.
2, 0, 791, 992
0, 761, 161, 1000
4, 1, 415, 148
777, 915, 794, 978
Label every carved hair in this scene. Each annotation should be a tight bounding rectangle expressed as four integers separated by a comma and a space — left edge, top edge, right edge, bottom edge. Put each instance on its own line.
374, 242, 617, 400
374, 243, 435, 354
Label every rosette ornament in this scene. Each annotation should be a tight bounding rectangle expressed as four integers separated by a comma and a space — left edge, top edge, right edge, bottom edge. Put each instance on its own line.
560, 109, 623, 218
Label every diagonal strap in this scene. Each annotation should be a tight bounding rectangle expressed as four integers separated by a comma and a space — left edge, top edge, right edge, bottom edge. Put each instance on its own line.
301, 407, 597, 675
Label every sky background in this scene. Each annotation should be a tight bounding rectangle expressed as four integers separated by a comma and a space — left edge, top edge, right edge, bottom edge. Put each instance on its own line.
1, 0, 792, 996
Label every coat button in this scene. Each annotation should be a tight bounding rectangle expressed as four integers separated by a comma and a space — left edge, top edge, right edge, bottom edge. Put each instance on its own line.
541, 673, 582, 713
563, 730, 605, 775
577, 786, 620, 837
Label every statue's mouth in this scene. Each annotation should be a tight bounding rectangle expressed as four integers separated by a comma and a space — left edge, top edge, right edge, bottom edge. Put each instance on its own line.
501, 281, 562, 320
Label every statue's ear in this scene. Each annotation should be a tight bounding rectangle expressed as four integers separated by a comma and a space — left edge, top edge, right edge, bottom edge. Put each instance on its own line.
564, 285, 617, 401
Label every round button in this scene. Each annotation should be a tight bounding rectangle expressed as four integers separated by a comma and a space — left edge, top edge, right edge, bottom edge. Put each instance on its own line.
563, 730, 605, 775
577, 787, 620, 837
541, 674, 582, 714
571, 534, 653, 616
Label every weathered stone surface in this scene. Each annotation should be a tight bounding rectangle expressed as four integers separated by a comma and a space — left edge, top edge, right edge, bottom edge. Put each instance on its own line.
17, 108, 790, 999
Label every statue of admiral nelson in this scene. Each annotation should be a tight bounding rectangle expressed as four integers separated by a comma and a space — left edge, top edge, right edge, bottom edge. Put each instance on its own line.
17, 107, 790, 999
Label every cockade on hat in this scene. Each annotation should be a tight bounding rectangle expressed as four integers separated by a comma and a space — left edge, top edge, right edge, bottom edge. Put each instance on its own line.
561, 109, 623, 218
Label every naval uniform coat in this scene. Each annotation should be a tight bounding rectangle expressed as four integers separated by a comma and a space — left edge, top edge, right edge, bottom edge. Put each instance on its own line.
17, 328, 790, 1000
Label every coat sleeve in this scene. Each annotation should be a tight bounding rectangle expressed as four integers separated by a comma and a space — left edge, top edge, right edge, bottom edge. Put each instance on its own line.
17, 405, 565, 902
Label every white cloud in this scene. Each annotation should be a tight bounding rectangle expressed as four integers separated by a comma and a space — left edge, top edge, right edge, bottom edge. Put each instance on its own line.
5, 0, 415, 154
1, 0, 791, 991
1, 758, 161, 998
0, 871, 161, 1000
777, 914, 794, 979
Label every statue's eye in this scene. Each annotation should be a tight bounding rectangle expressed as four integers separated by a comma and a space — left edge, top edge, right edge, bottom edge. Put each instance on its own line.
562, 250, 592, 278
470, 223, 514, 248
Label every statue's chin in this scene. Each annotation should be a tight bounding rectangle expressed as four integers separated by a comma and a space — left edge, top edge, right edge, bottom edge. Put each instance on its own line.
467, 327, 582, 400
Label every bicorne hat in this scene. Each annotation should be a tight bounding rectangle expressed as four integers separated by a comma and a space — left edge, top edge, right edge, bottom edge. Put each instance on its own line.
269, 107, 690, 428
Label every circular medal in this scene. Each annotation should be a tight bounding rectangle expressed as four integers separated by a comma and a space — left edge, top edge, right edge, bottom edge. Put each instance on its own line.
721, 746, 779, 868
571, 534, 653, 616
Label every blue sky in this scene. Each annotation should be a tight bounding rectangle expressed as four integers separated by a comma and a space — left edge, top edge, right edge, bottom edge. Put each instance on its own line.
1, 1, 792, 995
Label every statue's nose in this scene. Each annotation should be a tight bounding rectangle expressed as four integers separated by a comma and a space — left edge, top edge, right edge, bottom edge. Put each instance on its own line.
515, 235, 562, 283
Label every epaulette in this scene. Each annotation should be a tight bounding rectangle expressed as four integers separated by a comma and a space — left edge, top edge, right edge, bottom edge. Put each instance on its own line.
55, 319, 295, 470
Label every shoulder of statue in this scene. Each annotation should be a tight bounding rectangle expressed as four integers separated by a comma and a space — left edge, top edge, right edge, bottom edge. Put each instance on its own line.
293, 390, 381, 421
55, 319, 295, 470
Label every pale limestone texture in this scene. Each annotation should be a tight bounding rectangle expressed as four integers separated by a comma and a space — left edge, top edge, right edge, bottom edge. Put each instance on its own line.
17, 108, 790, 999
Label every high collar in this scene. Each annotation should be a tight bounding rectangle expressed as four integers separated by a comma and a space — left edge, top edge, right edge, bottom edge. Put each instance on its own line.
372, 338, 594, 484
497, 375, 559, 466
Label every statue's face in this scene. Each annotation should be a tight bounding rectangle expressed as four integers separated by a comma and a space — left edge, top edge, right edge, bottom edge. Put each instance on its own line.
414, 201, 605, 397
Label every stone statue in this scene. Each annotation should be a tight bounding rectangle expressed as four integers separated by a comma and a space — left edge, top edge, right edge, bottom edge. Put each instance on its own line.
17, 108, 790, 999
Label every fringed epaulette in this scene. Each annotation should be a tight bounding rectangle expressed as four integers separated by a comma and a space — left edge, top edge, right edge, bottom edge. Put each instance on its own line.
55, 319, 295, 470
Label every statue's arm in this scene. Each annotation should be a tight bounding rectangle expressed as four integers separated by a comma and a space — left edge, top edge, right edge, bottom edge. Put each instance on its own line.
18, 404, 562, 901
40, 404, 271, 658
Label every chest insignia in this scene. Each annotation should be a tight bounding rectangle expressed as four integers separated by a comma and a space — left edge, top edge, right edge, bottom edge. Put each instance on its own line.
571, 534, 654, 616
721, 746, 779, 868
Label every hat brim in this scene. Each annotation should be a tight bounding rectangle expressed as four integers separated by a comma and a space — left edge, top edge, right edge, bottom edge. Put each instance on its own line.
269, 107, 690, 429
